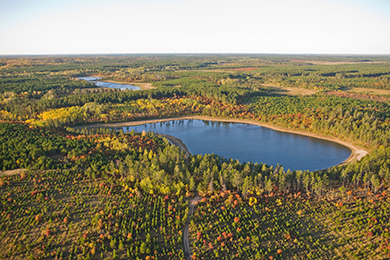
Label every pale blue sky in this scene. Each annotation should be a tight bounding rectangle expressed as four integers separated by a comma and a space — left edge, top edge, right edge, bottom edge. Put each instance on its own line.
0, 0, 389, 55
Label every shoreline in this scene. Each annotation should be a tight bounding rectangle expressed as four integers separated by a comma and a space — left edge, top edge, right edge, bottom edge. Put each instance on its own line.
99, 79, 155, 90
78, 75, 155, 91
161, 134, 191, 157
75, 115, 368, 165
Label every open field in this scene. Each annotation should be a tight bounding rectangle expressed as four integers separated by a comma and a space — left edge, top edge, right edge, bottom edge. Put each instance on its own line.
344, 87, 390, 96
290, 60, 389, 65
260, 84, 319, 96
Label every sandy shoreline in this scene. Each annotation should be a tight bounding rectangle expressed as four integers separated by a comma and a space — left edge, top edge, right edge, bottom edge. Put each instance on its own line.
100, 80, 155, 90
161, 134, 191, 157
79, 76, 155, 91
75, 115, 368, 165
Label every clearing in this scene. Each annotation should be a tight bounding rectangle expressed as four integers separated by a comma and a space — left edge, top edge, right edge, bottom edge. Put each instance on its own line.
344, 87, 390, 96
260, 84, 319, 96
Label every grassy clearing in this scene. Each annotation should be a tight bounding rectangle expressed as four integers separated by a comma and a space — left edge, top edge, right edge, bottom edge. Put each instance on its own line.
344, 87, 390, 96
259, 84, 319, 96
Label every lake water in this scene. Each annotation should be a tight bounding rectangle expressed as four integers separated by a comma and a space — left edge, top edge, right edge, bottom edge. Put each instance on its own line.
78, 76, 140, 91
120, 119, 351, 171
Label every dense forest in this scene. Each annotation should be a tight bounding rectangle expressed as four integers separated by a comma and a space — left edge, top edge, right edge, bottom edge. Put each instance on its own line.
1, 54, 390, 259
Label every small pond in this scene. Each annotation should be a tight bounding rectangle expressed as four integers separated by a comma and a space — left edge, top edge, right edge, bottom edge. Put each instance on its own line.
78, 76, 140, 91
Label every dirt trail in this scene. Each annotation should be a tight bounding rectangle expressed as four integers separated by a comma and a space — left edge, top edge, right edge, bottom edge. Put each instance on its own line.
184, 197, 200, 260
0, 169, 26, 176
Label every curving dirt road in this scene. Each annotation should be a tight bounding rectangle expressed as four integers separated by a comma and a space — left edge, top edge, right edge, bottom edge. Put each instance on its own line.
184, 197, 200, 260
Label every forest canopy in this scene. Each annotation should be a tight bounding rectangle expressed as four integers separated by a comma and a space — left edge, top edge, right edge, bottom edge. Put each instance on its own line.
1, 54, 390, 259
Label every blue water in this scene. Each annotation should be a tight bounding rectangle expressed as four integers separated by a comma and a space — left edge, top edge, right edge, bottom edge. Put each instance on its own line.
78, 76, 140, 91
120, 119, 351, 171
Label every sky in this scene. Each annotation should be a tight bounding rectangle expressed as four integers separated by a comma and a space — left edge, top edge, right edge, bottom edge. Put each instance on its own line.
0, 0, 389, 55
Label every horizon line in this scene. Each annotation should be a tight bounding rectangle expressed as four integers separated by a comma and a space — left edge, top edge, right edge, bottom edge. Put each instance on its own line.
1, 52, 390, 57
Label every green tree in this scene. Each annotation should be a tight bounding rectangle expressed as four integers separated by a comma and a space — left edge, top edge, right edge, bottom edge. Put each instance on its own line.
232, 169, 243, 190
241, 176, 253, 195
140, 242, 146, 254
265, 178, 273, 195
189, 176, 196, 191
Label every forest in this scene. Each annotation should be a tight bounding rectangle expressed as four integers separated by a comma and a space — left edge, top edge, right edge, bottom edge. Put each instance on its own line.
1, 54, 390, 259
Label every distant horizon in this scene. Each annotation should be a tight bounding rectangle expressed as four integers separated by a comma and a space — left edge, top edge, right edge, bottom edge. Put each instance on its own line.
1, 0, 389, 55
1, 53, 390, 57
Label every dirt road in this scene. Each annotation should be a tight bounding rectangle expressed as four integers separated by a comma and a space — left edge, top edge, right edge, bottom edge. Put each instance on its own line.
184, 197, 200, 260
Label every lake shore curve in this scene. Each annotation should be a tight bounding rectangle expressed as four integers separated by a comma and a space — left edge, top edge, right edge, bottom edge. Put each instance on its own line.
75, 115, 368, 166
161, 134, 191, 157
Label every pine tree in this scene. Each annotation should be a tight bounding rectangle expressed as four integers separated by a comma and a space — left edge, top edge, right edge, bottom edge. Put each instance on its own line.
242, 176, 253, 196
140, 242, 147, 254
118, 240, 124, 251
265, 178, 273, 195
208, 176, 214, 194
189, 176, 196, 191
232, 169, 243, 190
219, 172, 226, 192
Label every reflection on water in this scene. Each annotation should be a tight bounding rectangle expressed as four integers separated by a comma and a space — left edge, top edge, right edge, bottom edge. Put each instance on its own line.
120, 119, 351, 171
78, 76, 140, 91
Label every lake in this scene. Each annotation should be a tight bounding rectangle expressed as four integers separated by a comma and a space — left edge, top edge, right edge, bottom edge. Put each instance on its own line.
119, 119, 351, 171
78, 76, 140, 91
